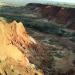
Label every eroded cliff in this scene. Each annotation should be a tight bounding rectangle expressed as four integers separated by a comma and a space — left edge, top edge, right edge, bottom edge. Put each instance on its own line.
25, 3, 75, 29
39, 5, 75, 29
0, 20, 43, 75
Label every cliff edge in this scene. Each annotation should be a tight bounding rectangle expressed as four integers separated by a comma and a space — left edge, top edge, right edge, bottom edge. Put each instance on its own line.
0, 20, 43, 75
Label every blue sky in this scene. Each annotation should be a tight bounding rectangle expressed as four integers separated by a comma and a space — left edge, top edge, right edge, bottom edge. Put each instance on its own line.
1, 0, 75, 6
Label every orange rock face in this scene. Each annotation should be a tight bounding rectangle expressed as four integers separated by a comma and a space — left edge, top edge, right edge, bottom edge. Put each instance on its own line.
0, 20, 36, 65
0, 20, 43, 75
9, 21, 36, 49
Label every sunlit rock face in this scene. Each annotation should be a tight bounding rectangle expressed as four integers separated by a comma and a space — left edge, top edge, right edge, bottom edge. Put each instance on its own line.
0, 20, 43, 75
9, 21, 37, 49
0, 20, 37, 61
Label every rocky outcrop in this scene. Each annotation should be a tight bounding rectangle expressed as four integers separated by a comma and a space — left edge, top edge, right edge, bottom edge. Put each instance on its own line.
25, 3, 68, 23
39, 6, 75, 28
40, 6, 61, 19
55, 8, 71, 24
39, 6, 69, 23
0, 20, 43, 75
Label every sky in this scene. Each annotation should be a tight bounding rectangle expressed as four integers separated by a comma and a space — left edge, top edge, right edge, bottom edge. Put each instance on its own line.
0, 0, 75, 6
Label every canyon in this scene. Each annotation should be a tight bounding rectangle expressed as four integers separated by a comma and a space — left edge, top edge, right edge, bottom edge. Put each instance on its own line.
0, 3, 75, 75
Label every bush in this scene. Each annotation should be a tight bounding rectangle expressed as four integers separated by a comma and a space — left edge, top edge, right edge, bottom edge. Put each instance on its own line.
29, 21, 71, 37
70, 37, 75, 42
72, 32, 75, 37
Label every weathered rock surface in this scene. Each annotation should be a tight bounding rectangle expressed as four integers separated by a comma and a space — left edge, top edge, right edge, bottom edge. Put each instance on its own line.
0, 20, 43, 75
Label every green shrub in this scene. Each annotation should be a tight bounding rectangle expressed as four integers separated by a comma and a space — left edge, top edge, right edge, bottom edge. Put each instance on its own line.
70, 37, 75, 42
49, 39, 59, 45
72, 32, 75, 37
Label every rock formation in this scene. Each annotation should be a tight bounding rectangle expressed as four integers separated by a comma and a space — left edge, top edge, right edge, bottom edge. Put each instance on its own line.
26, 4, 75, 29
38, 5, 75, 28
0, 20, 43, 75
55, 8, 71, 24
40, 6, 60, 20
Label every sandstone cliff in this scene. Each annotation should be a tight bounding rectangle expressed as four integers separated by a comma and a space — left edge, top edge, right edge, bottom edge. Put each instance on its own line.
0, 20, 43, 75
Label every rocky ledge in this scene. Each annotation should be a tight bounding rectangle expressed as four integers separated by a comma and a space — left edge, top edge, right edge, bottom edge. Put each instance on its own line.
0, 20, 43, 75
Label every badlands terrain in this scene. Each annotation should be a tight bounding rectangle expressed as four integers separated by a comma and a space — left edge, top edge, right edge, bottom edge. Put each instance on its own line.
0, 3, 75, 75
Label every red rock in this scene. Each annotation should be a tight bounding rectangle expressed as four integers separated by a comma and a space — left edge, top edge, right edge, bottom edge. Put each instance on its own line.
55, 8, 71, 24
40, 6, 60, 20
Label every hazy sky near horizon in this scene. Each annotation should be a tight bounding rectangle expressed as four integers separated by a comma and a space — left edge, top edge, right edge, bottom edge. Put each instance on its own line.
1, 0, 75, 6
